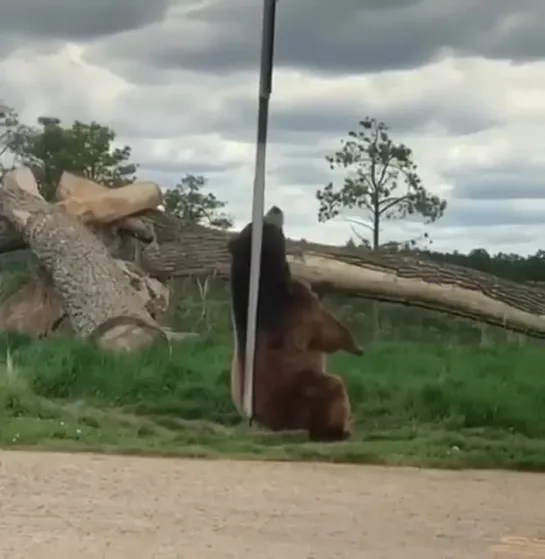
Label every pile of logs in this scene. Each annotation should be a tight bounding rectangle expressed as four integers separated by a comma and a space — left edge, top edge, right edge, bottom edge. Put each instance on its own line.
0, 168, 171, 352
1, 165, 545, 354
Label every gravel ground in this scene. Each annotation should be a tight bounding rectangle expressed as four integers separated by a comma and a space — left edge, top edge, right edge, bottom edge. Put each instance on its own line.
0, 450, 544, 558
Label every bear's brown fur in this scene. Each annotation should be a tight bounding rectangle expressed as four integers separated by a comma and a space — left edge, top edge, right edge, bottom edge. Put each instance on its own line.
228, 208, 363, 441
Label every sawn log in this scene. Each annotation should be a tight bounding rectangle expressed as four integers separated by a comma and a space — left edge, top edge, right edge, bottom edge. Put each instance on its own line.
56, 172, 160, 243
0, 168, 167, 352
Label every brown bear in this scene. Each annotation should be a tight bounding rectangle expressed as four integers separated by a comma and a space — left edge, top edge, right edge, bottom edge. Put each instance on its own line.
228, 206, 363, 442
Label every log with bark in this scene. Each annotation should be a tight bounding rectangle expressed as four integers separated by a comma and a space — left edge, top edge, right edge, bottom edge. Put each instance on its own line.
0, 167, 167, 352
1, 169, 545, 340
138, 218, 545, 339
56, 172, 160, 243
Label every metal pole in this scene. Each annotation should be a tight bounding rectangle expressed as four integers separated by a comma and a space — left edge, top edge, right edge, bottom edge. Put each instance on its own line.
243, 0, 278, 421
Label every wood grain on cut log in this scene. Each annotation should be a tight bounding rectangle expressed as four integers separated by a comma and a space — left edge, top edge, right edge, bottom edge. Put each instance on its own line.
56, 172, 159, 243
0, 167, 167, 352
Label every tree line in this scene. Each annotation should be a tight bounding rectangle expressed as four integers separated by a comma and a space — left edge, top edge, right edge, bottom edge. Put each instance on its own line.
0, 105, 233, 229
1, 103, 540, 283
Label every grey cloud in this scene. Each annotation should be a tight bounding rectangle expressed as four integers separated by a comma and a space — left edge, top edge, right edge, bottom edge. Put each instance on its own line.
270, 160, 329, 188
427, 224, 538, 253
98, 80, 259, 141
448, 163, 545, 201
480, 230, 536, 246
139, 160, 243, 178
86, 0, 544, 78
0, 0, 170, 41
169, 87, 499, 149
124, 135, 249, 190
138, 163, 242, 191
477, 10, 544, 61
0, 35, 21, 58
268, 100, 499, 140
440, 198, 545, 228
0, 34, 67, 59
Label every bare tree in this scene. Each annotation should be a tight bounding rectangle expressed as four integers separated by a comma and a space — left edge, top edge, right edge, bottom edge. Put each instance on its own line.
317, 117, 447, 250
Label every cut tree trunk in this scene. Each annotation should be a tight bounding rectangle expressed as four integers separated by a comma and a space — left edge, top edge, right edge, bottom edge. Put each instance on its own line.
0, 167, 167, 352
56, 172, 160, 242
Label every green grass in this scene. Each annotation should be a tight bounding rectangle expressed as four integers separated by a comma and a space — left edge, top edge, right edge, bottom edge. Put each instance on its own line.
0, 331, 544, 471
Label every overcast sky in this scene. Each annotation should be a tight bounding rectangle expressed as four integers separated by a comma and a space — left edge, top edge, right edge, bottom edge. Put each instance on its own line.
1, 0, 544, 254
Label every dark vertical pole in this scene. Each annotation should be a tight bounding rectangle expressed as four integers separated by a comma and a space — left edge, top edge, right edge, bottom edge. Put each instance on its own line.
243, 0, 278, 423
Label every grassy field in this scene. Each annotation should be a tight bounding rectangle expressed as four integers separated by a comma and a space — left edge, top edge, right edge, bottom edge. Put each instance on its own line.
0, 264, 543, 470
1, 328, 544, 471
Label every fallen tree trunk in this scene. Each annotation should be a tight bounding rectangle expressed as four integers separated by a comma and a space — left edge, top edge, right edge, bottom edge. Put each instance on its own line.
2, 183, 545, 338
138, 220, 545, 339
286, 252, 545, 339
0, 168, 167, 352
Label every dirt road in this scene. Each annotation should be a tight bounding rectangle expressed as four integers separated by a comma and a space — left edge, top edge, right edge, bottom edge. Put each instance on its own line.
0, 450, 543, 558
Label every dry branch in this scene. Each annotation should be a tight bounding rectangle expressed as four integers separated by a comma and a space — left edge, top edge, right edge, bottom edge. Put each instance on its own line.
0, 167, 167, 352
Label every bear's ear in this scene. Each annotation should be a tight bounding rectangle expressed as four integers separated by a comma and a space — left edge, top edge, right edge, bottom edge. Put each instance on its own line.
308, 306, 363, 356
